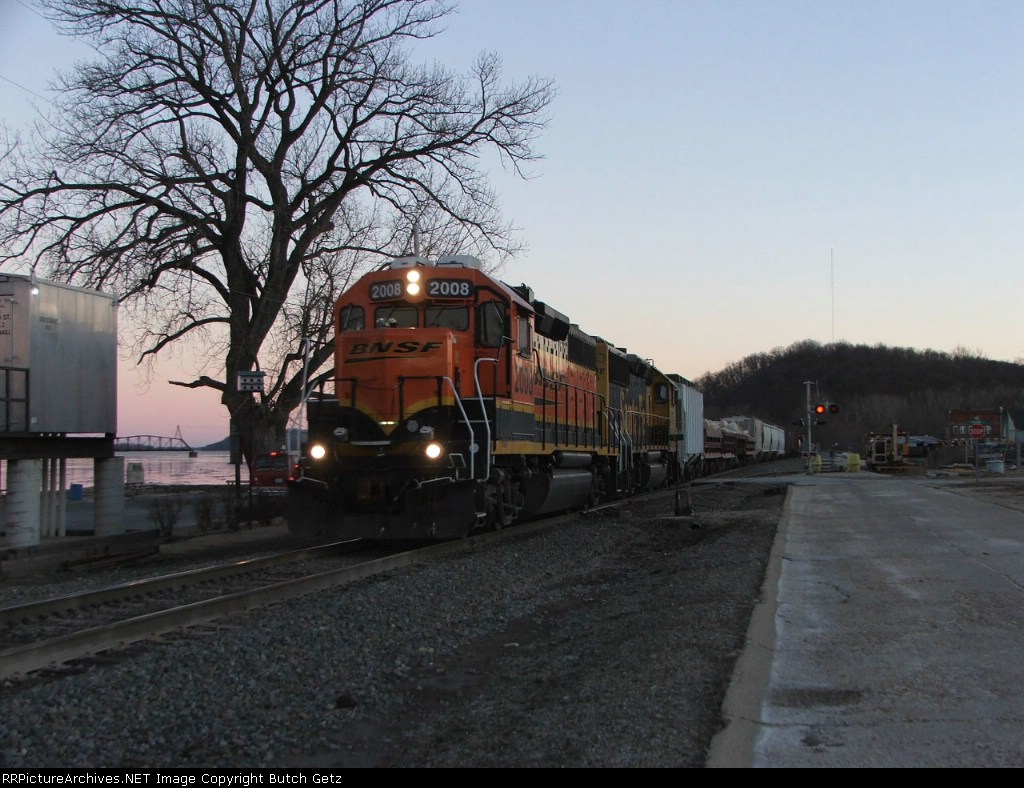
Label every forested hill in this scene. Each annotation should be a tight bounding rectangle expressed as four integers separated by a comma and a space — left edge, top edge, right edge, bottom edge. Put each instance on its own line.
696, 340, 1024, 450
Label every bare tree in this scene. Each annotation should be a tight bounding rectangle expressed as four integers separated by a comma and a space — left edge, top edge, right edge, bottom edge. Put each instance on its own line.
0, 0, 553, 458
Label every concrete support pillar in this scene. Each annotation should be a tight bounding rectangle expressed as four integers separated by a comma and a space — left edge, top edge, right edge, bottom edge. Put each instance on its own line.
42, 458, 61, 538
57, 458, 67, 537
94, 456, 125, 536
40, 458, 52, 538
3, 459, 42, 548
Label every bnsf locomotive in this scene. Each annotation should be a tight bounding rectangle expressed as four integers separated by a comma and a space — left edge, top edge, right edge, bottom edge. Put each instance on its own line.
287, 254, 783, 540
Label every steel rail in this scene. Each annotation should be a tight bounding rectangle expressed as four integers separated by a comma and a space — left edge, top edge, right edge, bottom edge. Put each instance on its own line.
0, 517, 567, 681
0, 540, 360, 628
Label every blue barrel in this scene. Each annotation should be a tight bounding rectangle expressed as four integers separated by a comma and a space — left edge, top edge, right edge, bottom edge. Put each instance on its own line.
68, 483, 84, 501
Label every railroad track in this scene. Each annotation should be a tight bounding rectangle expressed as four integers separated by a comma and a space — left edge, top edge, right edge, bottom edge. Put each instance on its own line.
0, 539, 376, 681
0, 470, 774, 684
0, 511, 588, 682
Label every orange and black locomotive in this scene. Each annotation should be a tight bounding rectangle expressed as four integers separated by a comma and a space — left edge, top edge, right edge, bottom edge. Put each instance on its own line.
287, 254, 680, 540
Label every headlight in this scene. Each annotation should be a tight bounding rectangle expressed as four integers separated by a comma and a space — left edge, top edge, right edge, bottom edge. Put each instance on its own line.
425, 442, 443, 460
406, 269, 422, 296
309, 443, 327, 460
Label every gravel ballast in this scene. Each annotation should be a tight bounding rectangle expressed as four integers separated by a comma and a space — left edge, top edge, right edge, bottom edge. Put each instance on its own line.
0, 481, 783, 768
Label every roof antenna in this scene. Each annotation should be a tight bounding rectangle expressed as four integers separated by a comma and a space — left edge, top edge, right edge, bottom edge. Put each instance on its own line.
830, 246, 835, 343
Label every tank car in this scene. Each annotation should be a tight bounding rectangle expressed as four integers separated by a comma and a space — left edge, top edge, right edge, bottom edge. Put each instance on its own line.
287, 254, 679, 540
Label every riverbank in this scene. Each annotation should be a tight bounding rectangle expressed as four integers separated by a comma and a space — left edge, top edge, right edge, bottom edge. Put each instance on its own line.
1, 485, 290, 578
68, 483, 288, 535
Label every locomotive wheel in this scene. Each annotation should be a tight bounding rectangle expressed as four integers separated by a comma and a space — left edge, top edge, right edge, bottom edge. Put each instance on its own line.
483, 474, 524, 531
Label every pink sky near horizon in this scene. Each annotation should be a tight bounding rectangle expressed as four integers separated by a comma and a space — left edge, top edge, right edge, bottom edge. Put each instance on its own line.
117, 356, 230, 448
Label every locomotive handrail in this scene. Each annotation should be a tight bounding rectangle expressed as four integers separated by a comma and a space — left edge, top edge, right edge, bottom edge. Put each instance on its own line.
604, 407, 630, 474
440, 375, 477, 480
474, 357, 499, 480
335, 377, 357, 409
533, 366, 603, 451
622, 409, 672, 447
388, 372, 480, 480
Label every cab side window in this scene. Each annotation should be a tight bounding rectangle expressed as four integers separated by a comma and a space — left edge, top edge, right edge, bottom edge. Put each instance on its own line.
478, 302, 506, 348
517, 315, 532, 357
339, 305, 364, 331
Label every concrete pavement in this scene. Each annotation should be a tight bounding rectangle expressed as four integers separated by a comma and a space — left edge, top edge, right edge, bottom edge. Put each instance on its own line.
707, 470, 1024, 767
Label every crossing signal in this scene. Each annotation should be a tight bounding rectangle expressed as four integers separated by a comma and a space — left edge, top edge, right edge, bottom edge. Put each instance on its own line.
829, 403, 840, 414
814, 404, 827, 415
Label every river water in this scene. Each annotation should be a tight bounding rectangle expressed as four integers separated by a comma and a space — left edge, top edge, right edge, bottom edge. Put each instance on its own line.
62, 451, 240, 488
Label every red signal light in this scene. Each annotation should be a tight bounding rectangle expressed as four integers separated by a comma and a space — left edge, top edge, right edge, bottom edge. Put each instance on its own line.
814, 404, 826, 415
829, 403, 840, 414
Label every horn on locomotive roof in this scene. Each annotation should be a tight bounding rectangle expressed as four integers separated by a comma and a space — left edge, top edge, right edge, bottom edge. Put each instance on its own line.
436, 255, 482, 269
387, 254, 483, 269
389, 256, 432, 268
512, 284, 534, 303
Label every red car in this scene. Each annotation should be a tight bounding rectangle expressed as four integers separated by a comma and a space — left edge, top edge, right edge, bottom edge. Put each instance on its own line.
250, 451, 296, 488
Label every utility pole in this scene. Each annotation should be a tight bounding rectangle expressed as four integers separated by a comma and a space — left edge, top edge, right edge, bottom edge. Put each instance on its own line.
804, 379, 815, 458
237, 370, 266, 529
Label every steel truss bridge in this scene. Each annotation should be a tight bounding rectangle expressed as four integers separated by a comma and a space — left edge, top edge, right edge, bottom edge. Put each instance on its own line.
114, 429, 195, 453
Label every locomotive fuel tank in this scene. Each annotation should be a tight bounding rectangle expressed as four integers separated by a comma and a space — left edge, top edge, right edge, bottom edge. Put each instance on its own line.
521, 467, 595, 516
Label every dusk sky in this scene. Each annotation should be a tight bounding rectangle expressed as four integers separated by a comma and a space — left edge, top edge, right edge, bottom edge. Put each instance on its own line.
2, 0, 1022, 446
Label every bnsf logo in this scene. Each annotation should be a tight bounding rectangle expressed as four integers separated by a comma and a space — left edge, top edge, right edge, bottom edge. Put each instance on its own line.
349, 341, 443, 355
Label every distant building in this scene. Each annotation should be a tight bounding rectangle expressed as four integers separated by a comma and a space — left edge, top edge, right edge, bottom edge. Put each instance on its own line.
945, 408, 1015, 443
905, 435, 940, 458
1008, 409, 1024, 446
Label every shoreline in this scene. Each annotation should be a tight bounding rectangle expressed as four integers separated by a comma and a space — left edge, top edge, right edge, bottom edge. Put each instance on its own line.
3, 483, 288, 539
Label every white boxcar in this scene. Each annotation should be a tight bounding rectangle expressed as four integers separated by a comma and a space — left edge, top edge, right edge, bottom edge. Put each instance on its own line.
668, 374, 704, 472
0, 273, 117, 435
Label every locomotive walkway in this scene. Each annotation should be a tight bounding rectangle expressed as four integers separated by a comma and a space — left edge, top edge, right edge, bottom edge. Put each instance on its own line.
707, 468, 1024, 767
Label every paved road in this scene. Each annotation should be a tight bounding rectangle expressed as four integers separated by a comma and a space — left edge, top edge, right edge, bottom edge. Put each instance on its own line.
708, 471, 1024, 768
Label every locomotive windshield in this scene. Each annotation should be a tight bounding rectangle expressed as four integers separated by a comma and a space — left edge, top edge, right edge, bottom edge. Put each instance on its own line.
425, 306, 469, 330
369, 305, 469, 330
374, 306, 417, 328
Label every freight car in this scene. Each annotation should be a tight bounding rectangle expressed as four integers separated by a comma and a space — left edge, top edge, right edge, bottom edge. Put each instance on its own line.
287, 254, 785, 541
724, 416, 787, 463
668, 373, 704, 479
